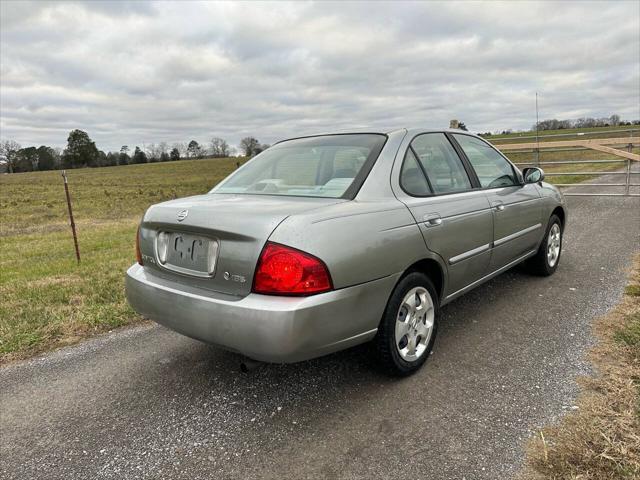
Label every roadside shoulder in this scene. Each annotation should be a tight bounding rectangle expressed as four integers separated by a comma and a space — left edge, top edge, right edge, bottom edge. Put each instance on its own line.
520, 254, 640, 479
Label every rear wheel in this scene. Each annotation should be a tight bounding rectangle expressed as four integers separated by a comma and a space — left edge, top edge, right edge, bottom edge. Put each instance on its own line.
525, 214, 563, 276
374, 272, 439, 376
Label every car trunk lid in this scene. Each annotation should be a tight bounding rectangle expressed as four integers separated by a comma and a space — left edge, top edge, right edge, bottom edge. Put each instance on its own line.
138, 193, 345, 297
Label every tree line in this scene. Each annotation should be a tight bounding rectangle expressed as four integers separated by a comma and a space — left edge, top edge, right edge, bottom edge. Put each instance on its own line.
475, 113, 638, 137
532, 114, 638, 132
0, 130, 270, 173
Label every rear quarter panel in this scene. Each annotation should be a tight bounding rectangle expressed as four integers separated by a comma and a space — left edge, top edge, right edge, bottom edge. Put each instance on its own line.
268, 200, 432, 289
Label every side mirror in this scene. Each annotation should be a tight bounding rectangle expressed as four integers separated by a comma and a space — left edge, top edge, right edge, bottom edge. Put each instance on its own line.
523, 167, 545, 184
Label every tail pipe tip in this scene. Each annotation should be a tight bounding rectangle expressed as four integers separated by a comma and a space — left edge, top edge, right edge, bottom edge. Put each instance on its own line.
240, 358, 264, 373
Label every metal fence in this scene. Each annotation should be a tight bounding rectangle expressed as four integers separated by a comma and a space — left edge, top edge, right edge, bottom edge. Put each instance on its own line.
513, 158, 639, 197
491, 129, 639, 197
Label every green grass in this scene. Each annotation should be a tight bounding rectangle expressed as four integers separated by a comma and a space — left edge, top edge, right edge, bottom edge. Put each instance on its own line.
615, 282, 640, 348
0, 223, 137, 356
626, 285, 640, 297
615, 312, 640, 349
0, 135, 635, 362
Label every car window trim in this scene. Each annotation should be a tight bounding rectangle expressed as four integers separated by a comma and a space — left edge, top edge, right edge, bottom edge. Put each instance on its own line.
443, 132, 482, 188
400, 132, 478, 198
397, 147, 434, 197
447, 132, 524, 188
340, 134, 388, 199
410, 146, 435, 193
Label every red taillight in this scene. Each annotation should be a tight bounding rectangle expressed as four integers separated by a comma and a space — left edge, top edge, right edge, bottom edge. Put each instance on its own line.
253, 242, 333, 296
135, 225, 143, 265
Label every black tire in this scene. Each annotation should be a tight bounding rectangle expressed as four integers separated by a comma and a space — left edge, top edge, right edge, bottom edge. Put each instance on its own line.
373, 272, 439, 376
524, 214, 563, 276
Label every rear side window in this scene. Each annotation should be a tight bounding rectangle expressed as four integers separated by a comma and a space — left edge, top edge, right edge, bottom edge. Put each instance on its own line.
453, 134, 519, 188
400, 149, 431, 196
410, 133, 472, 194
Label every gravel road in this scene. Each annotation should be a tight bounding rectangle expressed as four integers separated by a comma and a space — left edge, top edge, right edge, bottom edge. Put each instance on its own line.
2, 177, 639, 480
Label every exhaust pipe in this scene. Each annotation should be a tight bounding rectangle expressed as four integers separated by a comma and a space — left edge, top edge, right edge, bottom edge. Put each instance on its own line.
240, 358, 264, 373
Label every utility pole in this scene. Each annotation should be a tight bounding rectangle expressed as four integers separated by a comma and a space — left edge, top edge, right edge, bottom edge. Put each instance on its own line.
535, 92, 540, 166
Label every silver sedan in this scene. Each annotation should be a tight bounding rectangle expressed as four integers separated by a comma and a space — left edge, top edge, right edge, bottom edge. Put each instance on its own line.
126, 128, 566, 375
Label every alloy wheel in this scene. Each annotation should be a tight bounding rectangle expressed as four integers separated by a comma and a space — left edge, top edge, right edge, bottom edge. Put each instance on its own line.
395, 287, 435, 362
547, 223, 561, 267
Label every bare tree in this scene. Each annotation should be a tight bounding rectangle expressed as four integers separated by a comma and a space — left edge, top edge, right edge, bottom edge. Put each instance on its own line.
0, 140, 22, 173
240, 137, 260, 157
209, 137, 230, 158
173, 142, 187, 158
146, 143, 162, 162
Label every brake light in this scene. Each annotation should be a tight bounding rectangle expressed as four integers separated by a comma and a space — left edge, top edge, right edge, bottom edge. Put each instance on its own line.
253, 242, 333, 296
136, 225, 143, 265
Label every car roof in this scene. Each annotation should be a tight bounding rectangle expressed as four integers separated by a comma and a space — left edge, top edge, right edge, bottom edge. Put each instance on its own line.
274, 128, 482, 145
396, 128, 481, 137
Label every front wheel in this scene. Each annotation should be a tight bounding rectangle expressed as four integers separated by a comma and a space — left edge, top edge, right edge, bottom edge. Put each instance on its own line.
525, 214, 563, 276
373, 272, 439, 376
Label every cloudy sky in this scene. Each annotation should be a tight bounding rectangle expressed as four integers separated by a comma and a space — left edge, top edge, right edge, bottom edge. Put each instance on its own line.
1, 0, 639, 152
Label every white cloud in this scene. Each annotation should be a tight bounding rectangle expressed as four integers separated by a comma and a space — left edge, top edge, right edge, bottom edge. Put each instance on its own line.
1, 0, 638, 151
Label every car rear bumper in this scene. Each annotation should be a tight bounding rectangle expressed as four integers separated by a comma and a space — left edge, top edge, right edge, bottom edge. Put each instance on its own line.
125, 264, 399, 363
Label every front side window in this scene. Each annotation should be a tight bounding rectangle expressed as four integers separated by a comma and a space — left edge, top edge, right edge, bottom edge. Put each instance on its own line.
410, 133, 472, 194
453, 134, 519, 188
212, 134, 386, 198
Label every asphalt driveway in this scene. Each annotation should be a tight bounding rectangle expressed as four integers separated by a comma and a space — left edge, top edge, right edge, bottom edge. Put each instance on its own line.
1, 186, 639, 479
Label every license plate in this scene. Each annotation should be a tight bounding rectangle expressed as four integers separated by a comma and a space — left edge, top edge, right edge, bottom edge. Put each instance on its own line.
157, 232, 219, 277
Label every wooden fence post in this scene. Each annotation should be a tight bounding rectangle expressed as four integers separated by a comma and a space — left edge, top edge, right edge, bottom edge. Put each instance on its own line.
62, 170, 81, 264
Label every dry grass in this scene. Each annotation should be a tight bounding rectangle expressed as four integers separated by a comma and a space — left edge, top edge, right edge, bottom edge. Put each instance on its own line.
521, 255, 640, 479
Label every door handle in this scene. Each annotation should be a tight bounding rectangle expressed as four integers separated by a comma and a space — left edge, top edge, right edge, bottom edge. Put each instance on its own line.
423, 213, 442, 227
492, 202, 505, 212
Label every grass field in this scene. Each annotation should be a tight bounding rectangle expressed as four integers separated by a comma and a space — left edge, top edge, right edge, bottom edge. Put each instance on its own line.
484, 124, 638, 141
0, 127, 637, 362
0, 157, 245, 361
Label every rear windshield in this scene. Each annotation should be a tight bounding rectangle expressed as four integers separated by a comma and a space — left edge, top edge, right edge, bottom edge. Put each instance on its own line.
212, 134, 387, 198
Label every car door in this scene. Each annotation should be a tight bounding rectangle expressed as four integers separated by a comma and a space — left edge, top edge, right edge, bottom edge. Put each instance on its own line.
394, 132, 494, 297
451, 133, 543, 271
